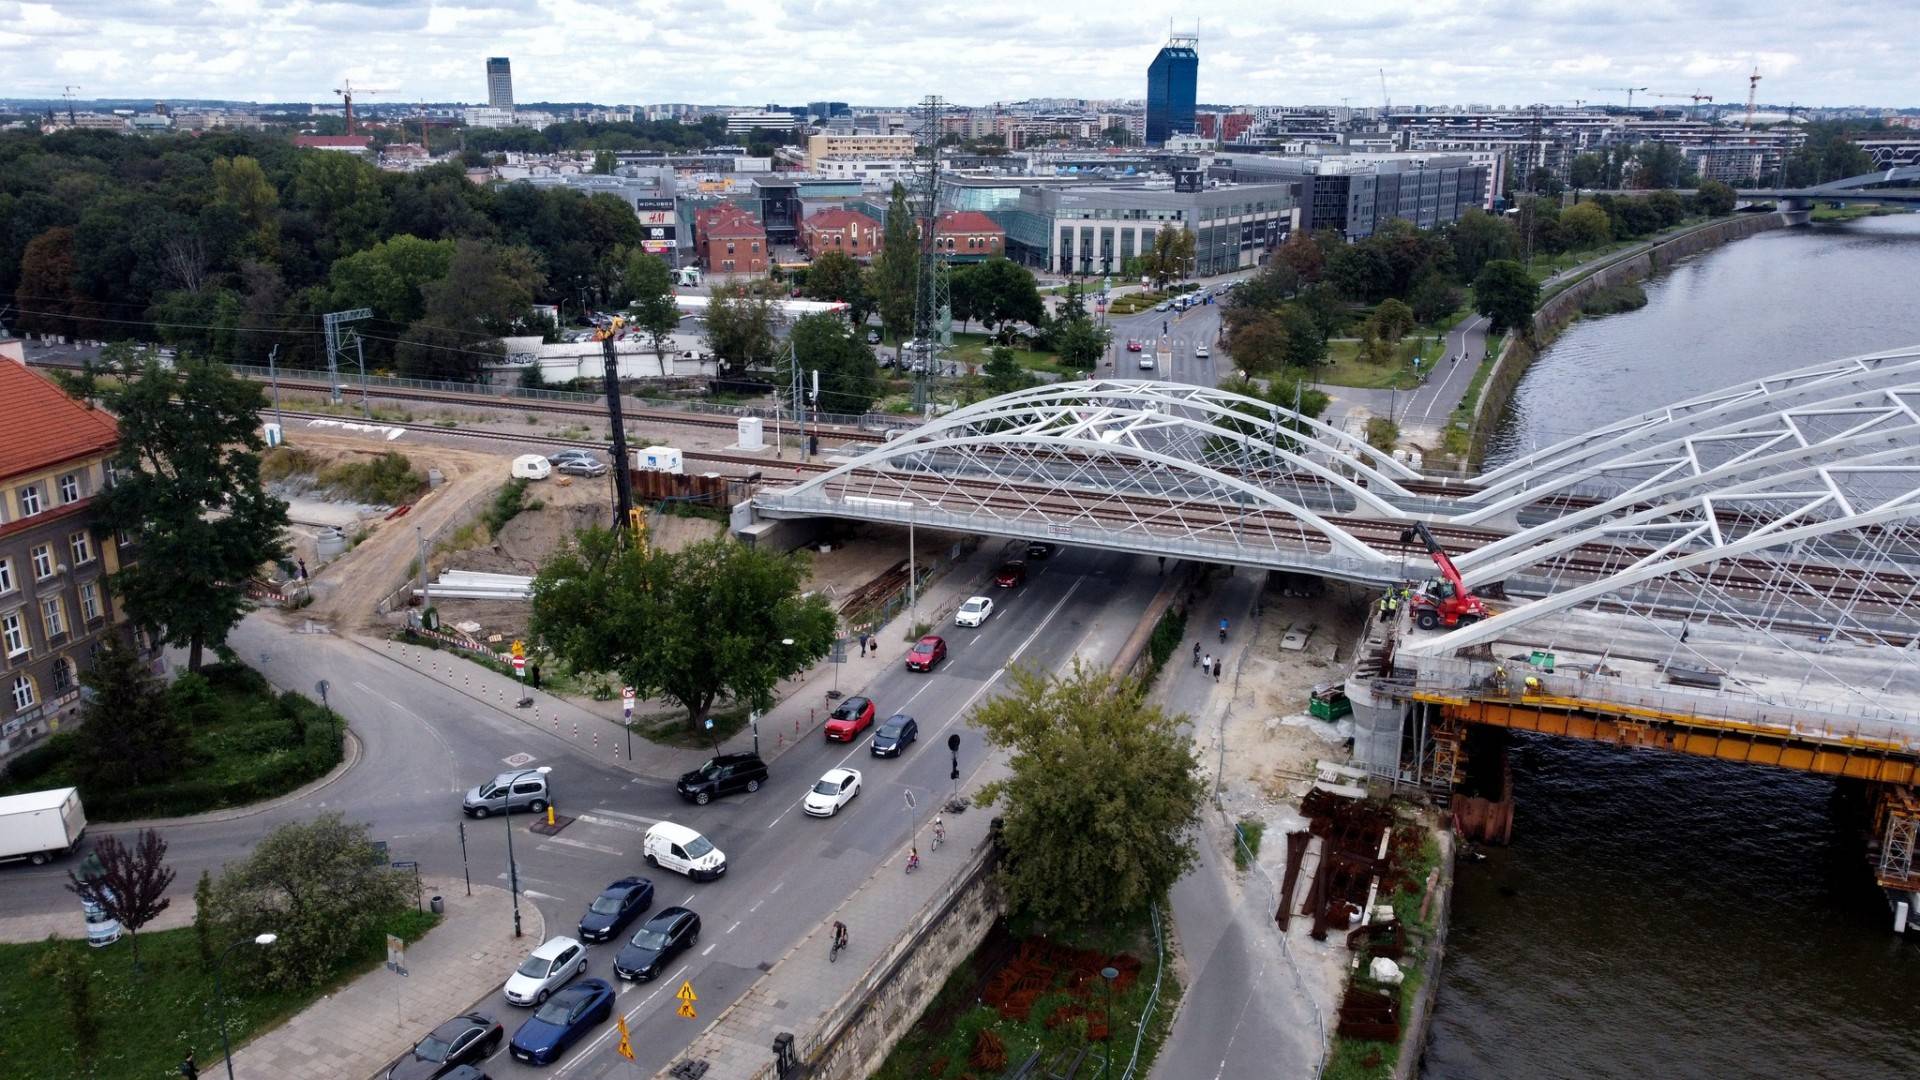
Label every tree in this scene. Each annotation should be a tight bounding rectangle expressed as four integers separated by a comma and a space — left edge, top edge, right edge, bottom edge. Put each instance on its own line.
1560, 201, 1612, 250
66, 829, 175, 972
593, 149, 617, 174
1630, 142, 1688, 189
621, 249, 680, 361
203, 814, 417, 989
1274, 229, 1326, 284
802, 248, 866, 312
1473, 259, 1540, 337
1692, 179, 1736, 217
327, 234, 455, 328
1232, 260, 1301, 311
71, 348, 287, 671
193, 868, 216, 970
1214, 372, 1331, 445
1279, 304, 1329, 367
70, 635, 185, 791
1569, 152, 1608, 190
1101, 125, 1135, 147
703, 283, 777, 378
1140, 224, 1197, 288
399, 239, 541, 380
869, 182, 919, 341
31, 939, 99, 1060
1782, 123, 1874, 187
966, 257, 1044, 336
532, 532, 837, 732
1446, 210, 1515, 283
1052, 316, 1108, 370
1373, 298, 1415, 343
1224, 311, 1291, 374
790, 311, 880, 415
982, 346, 1031, 394
16, 225, 79, 335
972, 661, 1206, 930
1409, 270, 1464, 325
211, 155, 278, 255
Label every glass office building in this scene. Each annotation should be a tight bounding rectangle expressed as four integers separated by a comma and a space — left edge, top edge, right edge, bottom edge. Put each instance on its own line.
1145, 36, 1198, 147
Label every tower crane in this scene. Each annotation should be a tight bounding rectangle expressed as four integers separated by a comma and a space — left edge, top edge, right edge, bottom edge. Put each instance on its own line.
63, 85, 80, 124
1595, 86, 1650, 109
332, 80, 392, 136
1743, 66, 1762, 130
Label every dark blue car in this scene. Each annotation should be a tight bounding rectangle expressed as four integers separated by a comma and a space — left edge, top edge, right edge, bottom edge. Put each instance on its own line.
576, 877, 654, 943
508, 978, 616, 1066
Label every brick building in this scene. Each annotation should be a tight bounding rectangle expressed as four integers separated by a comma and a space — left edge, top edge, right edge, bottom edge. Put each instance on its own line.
799, 207, 881, 260
693, 204, 769, 274
0, 358, 131, 765
933, 211, 1006, 261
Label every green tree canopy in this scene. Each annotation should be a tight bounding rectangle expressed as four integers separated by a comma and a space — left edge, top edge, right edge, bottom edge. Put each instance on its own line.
965, 257, 1044, 335
869, 182, 919, 341
972, 661, 1206, 930
703, 283, 777, 378
1473, 259, 1540, 337
981, 345, 1032, 395
532, 531, 837, 730
619, 248, 680, 361
1445, 209, 1515, 283
1692, 179, 1737, 217
70, 346, 288, 670
1559, 201, 1613, 250
1139, 224, 1197, 287
802, 248, 867, 314
327, 234, 454, 327
790, 311, 880, 415
1052, 316, 1108, 370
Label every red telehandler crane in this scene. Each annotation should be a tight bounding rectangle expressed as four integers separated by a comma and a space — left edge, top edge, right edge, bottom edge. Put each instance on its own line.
1398, 523, 1490, 630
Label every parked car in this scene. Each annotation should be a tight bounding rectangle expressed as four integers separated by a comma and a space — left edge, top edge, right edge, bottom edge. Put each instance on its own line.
1026, 541, 1057, 559
905, 635, 947, 672
504, 936, 588, 1006
1126, 338, 1143, 352
994, 561, 1027, 588
1156, 301, 1172, 312
825, 696, 876, 741
676, 753, 769, 805
870, 715, 918, 757
954, 596, 994, 627
462, 772, 550, 818
613, 907, 701, 981
385, 1013, 503, 1080
576, 877, 654, 943
547, 449, 596, 466
643, 822, 727, 881
867, 329, 881, 344
555, 458, 609, 477
508, 979, 615, 1066
804, 768, 863, 817
510, 454, 552, 481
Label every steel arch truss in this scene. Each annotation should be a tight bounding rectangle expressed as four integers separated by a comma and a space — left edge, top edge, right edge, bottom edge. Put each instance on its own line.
756, 380, 1421, 577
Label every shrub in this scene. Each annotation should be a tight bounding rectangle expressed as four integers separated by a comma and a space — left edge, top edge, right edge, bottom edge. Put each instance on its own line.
259, 446, 321, 483
483, 478, 537, 535
316, 451, 427, 505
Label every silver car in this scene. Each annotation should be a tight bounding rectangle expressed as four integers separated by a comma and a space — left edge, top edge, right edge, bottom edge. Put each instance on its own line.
555, 458, 608, 477
463, 772, 550, 818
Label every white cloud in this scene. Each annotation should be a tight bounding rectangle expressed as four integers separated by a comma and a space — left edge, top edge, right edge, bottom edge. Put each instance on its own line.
7, 0, 1918, 106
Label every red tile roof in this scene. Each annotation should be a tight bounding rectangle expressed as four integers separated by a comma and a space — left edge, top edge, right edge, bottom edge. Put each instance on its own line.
938, 210, 1004, 235
803, 207, 872, 232
0, 362, 118, 482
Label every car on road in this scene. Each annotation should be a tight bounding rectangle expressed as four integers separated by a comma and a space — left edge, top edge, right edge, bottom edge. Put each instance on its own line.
508, 979, 615, 1066
994, 561, 1027, 588
676, 752, 769, 804
462, 771, 550, 818
1026, 541, 1057, 559
870, 714, 918, 757
1156, 301, 1172, 312
1139, 352, 1155, 369
554, 457, 609, 477
1195, 344, 1210, 359
614, 907, 701, 981
576, 877, 654, 943
504, 936, 589, 1006
1126, 338, 1143, 352
643, 822, 727, 881
955, 596, 994, 627
825, 696, 876, 741
867, 329, 881, 343
905, 634, 947, 672
804, 768, 863, 816
386, 1012, 503, 1080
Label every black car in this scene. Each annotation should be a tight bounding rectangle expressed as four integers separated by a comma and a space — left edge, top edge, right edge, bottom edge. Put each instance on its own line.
386, 1012, 503, 1080
576, 876, 654, 943
676, 752, 769, 805
1026, 541, 1057, 559
613, 907, 701, 982
871, 714, 919, 757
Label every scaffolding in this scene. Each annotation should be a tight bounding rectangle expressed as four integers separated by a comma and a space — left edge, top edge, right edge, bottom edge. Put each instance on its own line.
1875, 788, 1920, 891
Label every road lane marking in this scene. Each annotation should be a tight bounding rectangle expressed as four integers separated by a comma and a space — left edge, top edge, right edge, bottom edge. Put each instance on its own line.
576, 812, 649, 832
556, 961, 693, 1077
702, 944, 716, 955
539, 836, 625, 857
593, 808, 660, 825
682, 892, 695, 906
769, 881, 783, 894
727, 920, 741, 934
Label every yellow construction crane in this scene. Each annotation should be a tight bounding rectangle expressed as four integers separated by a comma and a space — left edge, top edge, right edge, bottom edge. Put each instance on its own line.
332, 80, 392, 136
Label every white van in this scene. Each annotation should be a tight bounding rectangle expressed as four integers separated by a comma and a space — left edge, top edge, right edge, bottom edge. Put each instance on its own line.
511, 454, 552, 480
643, 822, 727, 881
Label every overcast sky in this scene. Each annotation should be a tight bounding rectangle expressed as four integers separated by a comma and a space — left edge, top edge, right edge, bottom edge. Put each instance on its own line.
6, 0, 1917, 108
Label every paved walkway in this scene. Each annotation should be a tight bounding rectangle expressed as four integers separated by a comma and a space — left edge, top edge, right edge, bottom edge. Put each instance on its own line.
228, 878, 539, 1080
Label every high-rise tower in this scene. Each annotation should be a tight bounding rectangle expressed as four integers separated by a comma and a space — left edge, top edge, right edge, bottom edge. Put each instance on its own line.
486, 57, 514, 110
1145, 34, 1198, 146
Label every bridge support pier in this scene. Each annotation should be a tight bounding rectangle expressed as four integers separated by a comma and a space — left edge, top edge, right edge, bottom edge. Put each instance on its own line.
1871, 787, 1920, 933
1779, 196, 1813, 227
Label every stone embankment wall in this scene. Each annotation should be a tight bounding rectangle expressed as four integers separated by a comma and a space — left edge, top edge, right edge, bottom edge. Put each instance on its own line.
1465, 212, 1789, 463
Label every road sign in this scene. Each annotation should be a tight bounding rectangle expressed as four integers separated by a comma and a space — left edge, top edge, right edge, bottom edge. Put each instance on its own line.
904, 790, 917, 810
676, 980, 698, 1019
615, 1016, 635, 1060
622, 686, 636, 719
511, 639, 526, 659
512, 654, 526, 678
703, 717, 714, 730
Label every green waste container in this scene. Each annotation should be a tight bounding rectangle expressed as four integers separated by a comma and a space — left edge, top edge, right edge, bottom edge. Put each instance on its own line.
1308, 683, 1352, 721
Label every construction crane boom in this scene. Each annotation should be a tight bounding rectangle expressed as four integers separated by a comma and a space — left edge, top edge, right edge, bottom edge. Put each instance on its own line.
1595, 85, 1651, 109
1744, 67, 1762, 130
331, 80, 393, 136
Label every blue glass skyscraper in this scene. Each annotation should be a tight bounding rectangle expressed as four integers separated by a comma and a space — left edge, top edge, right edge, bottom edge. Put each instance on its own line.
1146, 35, 1198, 146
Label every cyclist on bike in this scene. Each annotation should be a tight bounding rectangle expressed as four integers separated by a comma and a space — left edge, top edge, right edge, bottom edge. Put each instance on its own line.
1219, 617, 1229, 642
933, 817, 946, 846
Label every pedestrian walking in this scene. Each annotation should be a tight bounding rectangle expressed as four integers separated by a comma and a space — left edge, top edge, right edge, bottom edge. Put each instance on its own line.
1203, 653, 1213, 676
859, 632, 869, 657
1192, 641, 1201, 667
1214, 656, 1222, 681
297, 558, 308, 580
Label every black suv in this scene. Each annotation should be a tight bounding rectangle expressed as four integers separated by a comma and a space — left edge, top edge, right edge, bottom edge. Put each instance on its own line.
676, 753, 769, 805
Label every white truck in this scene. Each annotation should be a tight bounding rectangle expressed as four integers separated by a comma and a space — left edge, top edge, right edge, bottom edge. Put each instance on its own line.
0, 787, 87, 866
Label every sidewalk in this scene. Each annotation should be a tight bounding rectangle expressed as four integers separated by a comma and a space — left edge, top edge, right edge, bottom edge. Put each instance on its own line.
367, 541, 1007, 781
228, 878, 537, 1080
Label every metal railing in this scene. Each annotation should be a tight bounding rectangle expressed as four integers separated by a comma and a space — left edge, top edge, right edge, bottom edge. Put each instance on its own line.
1119, 903, 1167, 1080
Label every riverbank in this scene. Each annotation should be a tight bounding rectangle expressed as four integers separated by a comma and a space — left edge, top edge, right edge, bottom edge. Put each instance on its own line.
1443, 211, 1788, 465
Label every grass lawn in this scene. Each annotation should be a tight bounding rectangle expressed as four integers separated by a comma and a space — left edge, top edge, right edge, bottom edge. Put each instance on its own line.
0, 908, 437, 1080
627, 702, 753, 750
0, 665, 343, 822
869, 914, 1179, 1080
1317, 336, 1439, 390
947, 331, 1078, 378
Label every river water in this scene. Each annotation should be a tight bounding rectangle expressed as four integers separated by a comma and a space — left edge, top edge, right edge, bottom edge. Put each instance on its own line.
1422, 214, 1920, 1080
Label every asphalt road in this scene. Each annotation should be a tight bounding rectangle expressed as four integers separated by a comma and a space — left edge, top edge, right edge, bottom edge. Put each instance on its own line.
1097, 284, 1244, 390
0, 545, 1166, 1080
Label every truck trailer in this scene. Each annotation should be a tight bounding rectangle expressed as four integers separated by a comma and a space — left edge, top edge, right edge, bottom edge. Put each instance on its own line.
0, 787, 87, 866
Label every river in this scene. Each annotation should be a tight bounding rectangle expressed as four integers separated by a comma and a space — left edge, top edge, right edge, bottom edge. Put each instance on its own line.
1422, 214, 1920, 1080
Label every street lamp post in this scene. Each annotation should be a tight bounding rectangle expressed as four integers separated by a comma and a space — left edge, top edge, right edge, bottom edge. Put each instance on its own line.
503, 765, 553, 938
214, 933, 278, 1080
1100, 965, 1120, 1079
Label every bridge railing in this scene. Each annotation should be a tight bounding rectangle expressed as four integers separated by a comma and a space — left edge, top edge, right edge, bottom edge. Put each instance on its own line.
1409, 654, 1920, 748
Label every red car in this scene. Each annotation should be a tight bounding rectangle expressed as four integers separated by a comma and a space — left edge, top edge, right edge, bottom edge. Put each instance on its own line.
994, 561, 1027, 588
905, 635, 947, 672
824, 695, 876, 741
1126, 338, 1143, 352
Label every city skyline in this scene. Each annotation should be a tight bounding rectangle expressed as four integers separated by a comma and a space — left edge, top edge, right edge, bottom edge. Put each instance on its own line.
7, 1, 1919, 109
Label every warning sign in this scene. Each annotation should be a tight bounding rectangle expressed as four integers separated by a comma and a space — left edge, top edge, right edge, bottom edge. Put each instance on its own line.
675, 980, 698, 1019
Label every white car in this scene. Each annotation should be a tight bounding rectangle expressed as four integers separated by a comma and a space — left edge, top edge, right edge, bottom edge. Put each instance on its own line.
1195, 345, 1210, 359
503, 935, 588, 1006
803, 768, 862, 817
1139, 354, 1156, 370
955, 596, 994, 627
